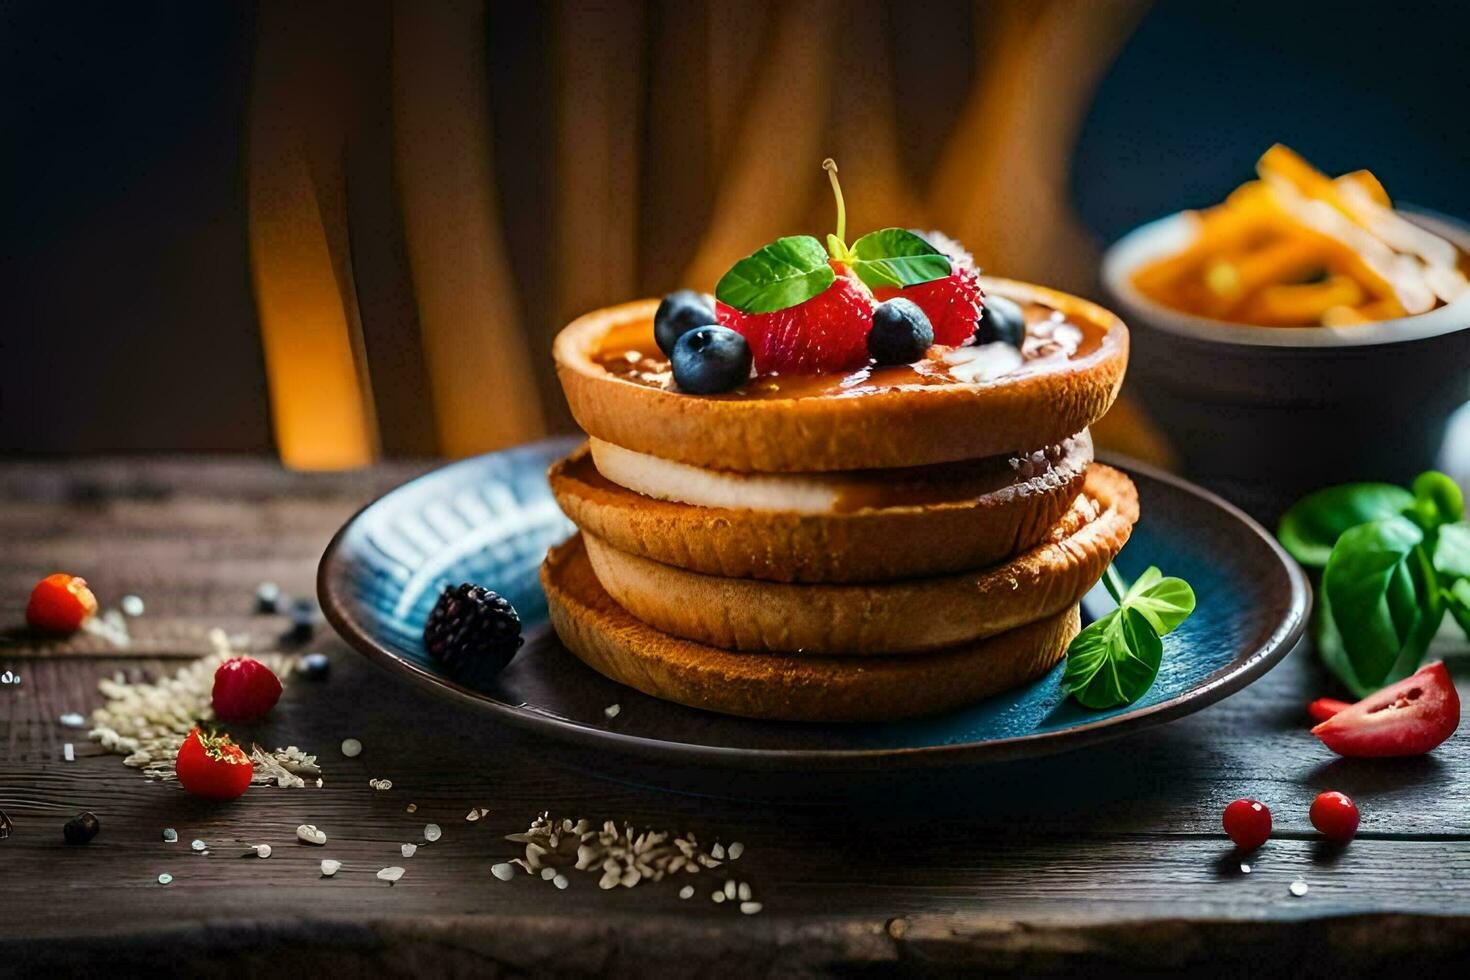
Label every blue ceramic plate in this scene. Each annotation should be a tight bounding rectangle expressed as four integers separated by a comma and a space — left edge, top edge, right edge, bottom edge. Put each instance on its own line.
319, 437, 1310, 771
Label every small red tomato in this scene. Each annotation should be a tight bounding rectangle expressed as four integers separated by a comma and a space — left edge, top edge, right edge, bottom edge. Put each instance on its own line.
175, 727, 254, 800
212, 656, 283, 722
26, 573, 98, 633
1222, 798, 1272, 851
1307, 698, 1351, 723
1310, 791, 1360, 842
1311, 662, 1460, 757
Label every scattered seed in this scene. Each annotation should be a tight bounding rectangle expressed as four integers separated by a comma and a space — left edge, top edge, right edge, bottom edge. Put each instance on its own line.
58, 713, 86, 728
492, 863, 516, 881
341, 738, 362, 758
253, 844, 272, 858
298, 652, 330, 679
740, 901, 762, 915
369, 778, 392, 790
728, 841, 744, 860
466, 807, 489, 822
255, 582, 282, 614
423, 823, 442, 842
712, 891, 726, 904
401, 843, 418, 858
321, 859, 341, 877
377, 866, 405, 882
541, 867, 557, 880
163, 828, 178, 843
724, 879, 737, 899
191, 839, 207, 852
1240, 863, 1252, 874
121, 595, 145, 617
1290, 880, 1309, 897
679, 885, 694, 899
296, 824, 327, 845
62, 743, 75, 762
157, 873, 173, 885
603, 703, 621, 719
553, 874, 569, 890
63, 812, 101, 845
711, 843, 725, 860
737, 881, 752, 901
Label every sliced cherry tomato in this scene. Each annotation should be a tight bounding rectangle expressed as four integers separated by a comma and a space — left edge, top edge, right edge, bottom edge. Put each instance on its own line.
26, 573, 98, 633
1307, 698, 1351, 723
1311, 662, 1460, 757
175, 727, 254, 800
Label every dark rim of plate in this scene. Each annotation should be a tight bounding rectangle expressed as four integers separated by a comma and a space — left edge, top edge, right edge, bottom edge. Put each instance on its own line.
317, 440, 1312, 771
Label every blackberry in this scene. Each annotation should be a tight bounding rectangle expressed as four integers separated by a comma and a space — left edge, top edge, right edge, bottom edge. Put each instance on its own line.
422, 583, 523, 681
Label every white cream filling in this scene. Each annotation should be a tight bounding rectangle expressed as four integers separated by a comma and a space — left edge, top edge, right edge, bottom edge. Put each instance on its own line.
589, 438, 844, 513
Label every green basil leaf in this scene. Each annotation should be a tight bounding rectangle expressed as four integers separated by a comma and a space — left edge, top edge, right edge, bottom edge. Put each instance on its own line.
1445, 578, 1470, 640
715, 236, 835, 314
1126, 572, 1197, 636
1322, 516, 1430, 689
1433, 521, 1470, 580
1122, 566, 1162, 602
1312, 579, 1373, 698
1277, 482, 1414, 567
1063, 606, 1164, 709
848, 228, 952, 290
1411, 471, 1465, 529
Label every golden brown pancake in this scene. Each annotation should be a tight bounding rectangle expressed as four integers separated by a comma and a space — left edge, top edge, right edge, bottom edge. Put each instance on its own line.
547, 433, 1092, 583
578, 465, 1136, 655
542, 533, 1080, 722
553, 278, 1128, 473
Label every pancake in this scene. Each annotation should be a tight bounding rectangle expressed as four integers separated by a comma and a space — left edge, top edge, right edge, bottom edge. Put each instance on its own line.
548, 432, 1092, 583
541, 533, 1080, 722
553, 278, 1128, 473
578, 465, 1136, 655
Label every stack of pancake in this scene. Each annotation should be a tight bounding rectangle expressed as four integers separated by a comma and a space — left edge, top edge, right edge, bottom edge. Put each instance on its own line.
542, 279, 1138, 722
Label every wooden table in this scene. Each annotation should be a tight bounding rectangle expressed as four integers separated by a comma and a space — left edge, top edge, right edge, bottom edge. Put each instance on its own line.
3, 458, 1469, 976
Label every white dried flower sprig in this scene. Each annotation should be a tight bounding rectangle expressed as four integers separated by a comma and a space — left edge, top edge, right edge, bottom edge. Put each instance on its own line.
498, 812, 755, 909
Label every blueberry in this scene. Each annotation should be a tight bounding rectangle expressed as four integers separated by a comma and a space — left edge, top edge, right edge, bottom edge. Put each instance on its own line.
299, 652, 330, 680
671, 326, 752, 394
63, 811, 100, 845
654, 290, 718, 357
867, 298, 934, 366
975, 295, 1025, 348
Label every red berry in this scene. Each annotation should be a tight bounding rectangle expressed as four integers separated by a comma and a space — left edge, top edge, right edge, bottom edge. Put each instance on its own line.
873, 267, 986, 347
176, 727, 254, 801
212, 656, 283, 722
26, 573, 98, 633
717, 269, 873, 375
1309, 791, 1360, 842
1222, 798, 1272, 851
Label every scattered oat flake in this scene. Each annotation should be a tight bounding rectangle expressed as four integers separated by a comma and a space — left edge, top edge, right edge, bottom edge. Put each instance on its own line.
712, 891, 726, 904
341, 738, 362, 758
297, 824, 327, 845
492, 863, 515, 881
553, 874, 569, 890
679, 885, 694, 899
63, 743, 74, 762
466, 807, 488, 822
158, 873, 173, 885
121, 595, 145, 617
1240, 863, 1252, 874
540, 867, 556, 881
58, 713, 86, 728
723, 879, 737, 899
740, 901, 762, 914
191, 839, 207, 852
401, 843, 417, 858
1290, 880, 1309, 897
728, 841, 744, 860
711, 843, 725, 860
423, 823, 442, 842
604, 704, 621, 719
254, 844, 272, 858
406, 803, 418, 813
321, 859, 341, 877
737, 882, 752, 901
377, 866, 405, 882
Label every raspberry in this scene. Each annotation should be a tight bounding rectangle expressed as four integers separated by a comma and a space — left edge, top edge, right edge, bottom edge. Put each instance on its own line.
212, 656, 283, 722
423, 583, 523, 682
873, 267, 986, 347
717, 270, 874, 375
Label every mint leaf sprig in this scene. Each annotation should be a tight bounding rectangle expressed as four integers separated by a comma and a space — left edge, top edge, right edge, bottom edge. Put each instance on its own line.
713, 160, 953, 315
1063, 564, 1197, 709
1278, 470, 1469, 697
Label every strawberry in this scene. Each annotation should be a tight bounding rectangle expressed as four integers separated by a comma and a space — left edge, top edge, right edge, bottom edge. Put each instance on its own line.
873, 266, 985, 347
176, 727, 254, 801
212, 655, 283, 722
718, 268, 874, 375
